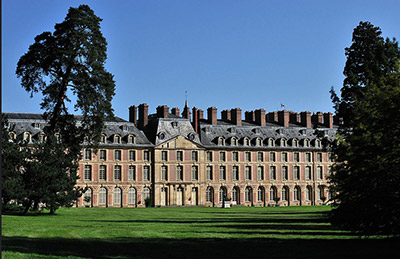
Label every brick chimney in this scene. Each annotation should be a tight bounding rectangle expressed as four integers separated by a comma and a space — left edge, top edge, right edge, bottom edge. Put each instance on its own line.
290, 112, 300, 124
245, 111, 255, 122
198, 109, 204, 120
278, 110, 290, 127
312, 112, 323, 125
129, 105, 137, 124
221, 110, 231, 122
267, 112, 278, 123
207, 107, 217, 125
138, 103, 149, 129
300, 111, 312, 128
171, 107, 180, 116
231, 108, 242, 126
324, 112, 333, 128
156, 105, 169, 118
255, 109, 266, 126
192, 107, 198, 134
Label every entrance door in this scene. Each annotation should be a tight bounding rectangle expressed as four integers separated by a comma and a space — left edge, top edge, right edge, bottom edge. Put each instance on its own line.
176, 187, 183, 206
161, 187, 167, 206
191, 187, 198, 205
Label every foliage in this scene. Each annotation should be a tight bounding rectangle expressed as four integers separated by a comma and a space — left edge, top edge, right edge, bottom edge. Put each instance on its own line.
144, 197, 152, 207
6, 4, 115, 214
329, 21, 400, 235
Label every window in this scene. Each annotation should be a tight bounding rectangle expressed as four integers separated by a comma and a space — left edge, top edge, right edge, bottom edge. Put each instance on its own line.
219, 152, 226, 162
177, 151, 183, 161
257, 152, 263, 162
317, 166, 323, 179
231, 137, 238, 146
114, 135, 121, 144
99, 187, 107, 205
84, 149, 92, 160
128, 135, 135, 144
84, 165, 92, 181
232, 166, 239, 181
305, 166, 311, 180
128, 188, 136, 205
143, 166, 150, 181
99, 165, 107, 180
100, 135, 107, 144
305, 152, 311, 162
292, 138, 298, 147
143, 187, 151, 201
100, 150, 106, 160
257, 166, 264, 180
129, 150, 136, 161
282, 166, 288, 180
294, 166, 300, 180
83, 188, 92, 206
23, 132, 31, 142
232, 152, 239, 162
282, 152, 288, 162
161, 151, 168, 161
161, 166, 168, 181
192, 166, 198, 180
245, 187, 252, 202
318, 186, 324, 200
269, 166, 276, 180
282, 187, 288, 201
114, 188, 121, 205
206, 152, 213, 162
294, 152, 300, 162
317, 153, 322, 162
306, 186, 312, 201
219, 166, 226, 180
177, 166, 183, 181
269, 152, 276, 162
268, 138, 275, 146
270, 187, 276, 201
257, 187, 264, 202
294, 186, 300, 201
218, 137, 225, 146
304, 139, 310, 147
143, 151, 150, 161
244, 138, 250, 146
245, 166, 252, 180
206, 187, 213, 202
206, 166, 213, 180
128, 165, 136, 181
192, 151, 198, 162
114, 165, 121, 180
232, 187, 239, 203
245, 152, 251, 162
256, 138, 262, 146
115, 150, 122, 161
219, 187, 227, 202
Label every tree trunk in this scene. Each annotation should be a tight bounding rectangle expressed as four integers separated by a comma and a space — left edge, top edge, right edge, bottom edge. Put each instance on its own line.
22, 199, 32, 215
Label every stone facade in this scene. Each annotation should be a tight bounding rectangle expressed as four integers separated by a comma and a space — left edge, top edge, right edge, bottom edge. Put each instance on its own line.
5, 103, 336, 208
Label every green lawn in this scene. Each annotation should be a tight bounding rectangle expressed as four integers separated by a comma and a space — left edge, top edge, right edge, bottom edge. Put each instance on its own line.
1, 206, 398, 258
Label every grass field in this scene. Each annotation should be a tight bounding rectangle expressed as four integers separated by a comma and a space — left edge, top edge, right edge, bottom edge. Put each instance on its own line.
1, 206, 398, 258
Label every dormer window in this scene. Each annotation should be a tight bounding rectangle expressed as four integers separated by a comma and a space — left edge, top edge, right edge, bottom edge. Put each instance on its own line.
114, 135, 121, 144
218, 137, 225, 146
39, 133, 46, 143
128, 135, 135, 144
171, 121, 178, 128
121, 125, 129, 131
253, 128, 260, 134
268, 138, 275, 147
303, 138, 310, 147
315, 139, 321, 148
231, 137, 238, 146
255, 138, 262, 147
9, 132, 16, 141
291, 138, 299, 147
229, 127, 236, 133
280, 138, 287, 147
243, 137, 250, 146
23, 132, 31, 142
100, 135, 107, 144
32, 123, 40, 129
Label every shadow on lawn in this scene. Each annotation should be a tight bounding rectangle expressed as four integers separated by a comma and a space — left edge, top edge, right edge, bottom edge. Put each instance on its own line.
2, 236, 399, 258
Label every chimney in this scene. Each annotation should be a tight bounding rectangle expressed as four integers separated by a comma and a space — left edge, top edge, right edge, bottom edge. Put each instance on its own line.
207, 107, 217, 125
312, 112, 323, 125
278, 110, 290, 127
290, 112, 300, 124
266, 112, 278, 123
138, 103, 149, 129
182, 102, 190, 119
255, 109, 266, 126
129, 105, 137, 124
231, 108, 242, 126
156, 105, 169, 118
221, 110, 231, 121
300, 111, 312, 128
245, 111, 255, 122
171, 107, 180, 116
198, 109, 204, 120
324, 112, 333, 128
192, 107, 199, 134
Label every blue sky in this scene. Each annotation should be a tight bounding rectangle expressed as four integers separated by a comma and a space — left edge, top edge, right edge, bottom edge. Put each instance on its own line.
2, 0, 400, 120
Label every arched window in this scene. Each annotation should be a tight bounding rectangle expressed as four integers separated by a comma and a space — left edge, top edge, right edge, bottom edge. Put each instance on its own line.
306, 186, 312, 201
318, 186, 324, 200
255, 138, 262, 146
143, 187, 151, 201
128, 187, 136, 205
245, 186, 252, 202
114, 135, 121, 144
231, 137, 238, 146
219, 187, 227, 203
257, 186, 264, 202
100, 134, 107, 144
280, 138, 287, 147
294, 186, 301, 201
98, 187, 107, 205
282, 186, 289, 201
232, 187, 239, 204
114, 187, 122, 206
206, 186, 214, 202
269, 187, 277, 201
268, 138, 275, 147
303, 138, 310, 147
83, 188, 92, 207
218, 137, 225, 146
23, 132, 31, 142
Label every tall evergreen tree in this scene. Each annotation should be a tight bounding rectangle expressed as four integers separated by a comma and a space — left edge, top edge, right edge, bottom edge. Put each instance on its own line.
329, 22, 400, 235
12, 4, 115, 214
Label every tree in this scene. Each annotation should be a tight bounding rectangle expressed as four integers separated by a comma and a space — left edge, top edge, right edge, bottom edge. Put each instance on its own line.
12, 4, 115, 214
329, 21, 400, 235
